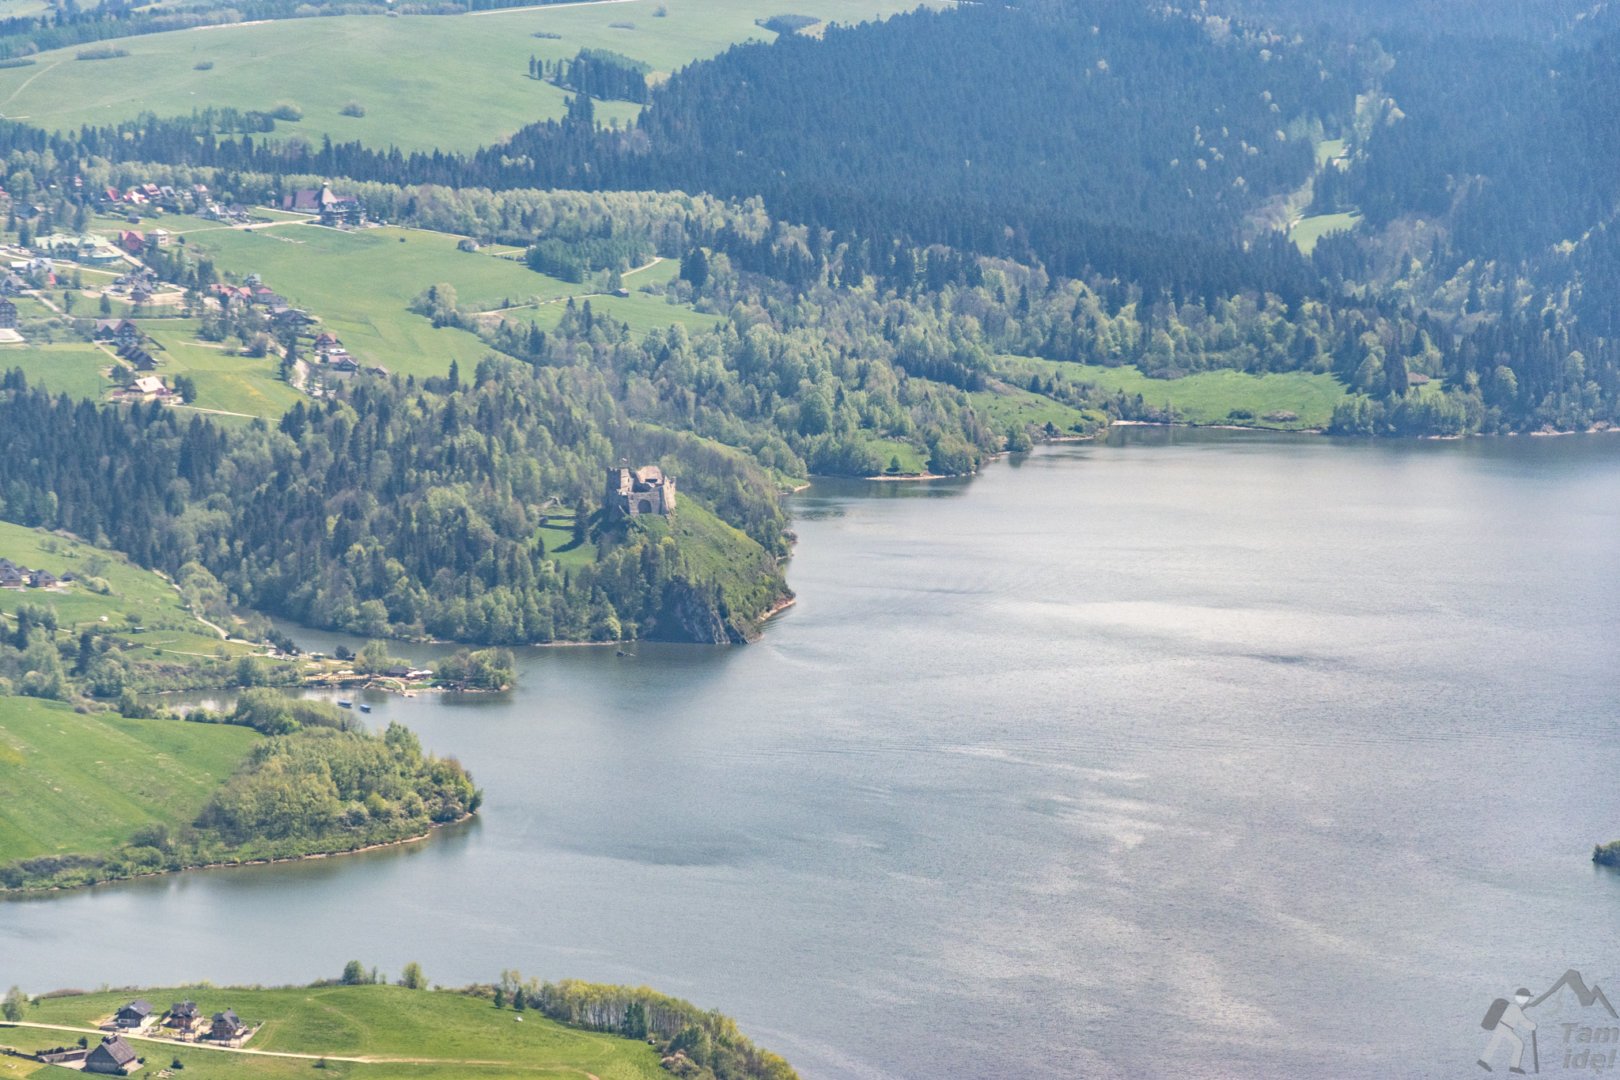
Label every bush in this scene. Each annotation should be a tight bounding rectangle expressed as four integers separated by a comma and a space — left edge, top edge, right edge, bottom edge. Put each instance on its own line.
0, 57, 37, 69
339, 101, 366, 117
270, 102, 303, 121
75, 47, 130, 60
194, 60, 214, 70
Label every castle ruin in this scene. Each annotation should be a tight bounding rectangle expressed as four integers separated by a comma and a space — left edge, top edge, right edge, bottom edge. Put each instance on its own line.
606, 464, 676, 517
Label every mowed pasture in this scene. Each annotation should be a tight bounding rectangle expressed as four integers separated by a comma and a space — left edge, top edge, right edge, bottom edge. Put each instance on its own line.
1000, 356, 1349, 429
145, 324, 306, 417
178, 222, 710, 385
0, 0, 923, 153
1290, 210, 1361, 254
0, 697, 260, 865
0, 342, 112, 400
22, 985, 668, 1080
181, 222, 556, 380
0, 519, 253, 667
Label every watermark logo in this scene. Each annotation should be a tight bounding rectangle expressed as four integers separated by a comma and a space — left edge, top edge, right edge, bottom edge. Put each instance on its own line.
1478, 970, 1620, 1074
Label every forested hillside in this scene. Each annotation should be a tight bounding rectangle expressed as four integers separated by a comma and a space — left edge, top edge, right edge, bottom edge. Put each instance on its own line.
0, 0, 1616, 648
503, 0, 1348, 292
0, 367, 790, 644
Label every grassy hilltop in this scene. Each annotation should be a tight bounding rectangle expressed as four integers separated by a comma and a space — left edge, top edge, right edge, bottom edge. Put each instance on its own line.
0, 697, 259, 868
6, 985, 667, 1079
0, 0, 920, 153
4, 979, 794, 1079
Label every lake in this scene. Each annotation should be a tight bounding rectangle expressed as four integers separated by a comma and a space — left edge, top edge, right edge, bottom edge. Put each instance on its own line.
5, 429, 1620, 1078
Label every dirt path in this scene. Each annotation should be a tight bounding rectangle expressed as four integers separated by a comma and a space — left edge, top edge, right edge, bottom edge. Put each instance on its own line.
0, 59, 62, 110
170, 404, 259, 419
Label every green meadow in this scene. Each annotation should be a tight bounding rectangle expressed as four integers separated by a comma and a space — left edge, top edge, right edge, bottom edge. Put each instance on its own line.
970, 379, 1105, 436
0, 518, 250, 662
188, 223, 563, 377
1290, 210, 1361, 254
0, 343, 112, 400
141, 322, 305, 417
175, 222, 710, 387
0, 0, 921, 153
17, 985, 666, 1080
0, 697, 260, 865
1000, 355, 1348, 429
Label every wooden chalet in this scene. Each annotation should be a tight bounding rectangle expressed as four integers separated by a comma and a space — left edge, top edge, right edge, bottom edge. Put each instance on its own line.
167, 1000, 201, 1033
84, 1035, 140, 1075
210, 1008, 247, 1042
94, 318, 141, 349
113, 999, 153, 1028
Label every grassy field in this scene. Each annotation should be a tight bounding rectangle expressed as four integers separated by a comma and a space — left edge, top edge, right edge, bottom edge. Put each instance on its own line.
865, 436, 927, 474
14, 985, 666, 1080
174, 223, 711, 386
0, 697, 260, 864
1314, 137, 1347, 167
1000, 356, 1348, 429
523, 288, 720, 337
0, 342, 112, 399
183, 222, 566, 380
0, 518, 249, 665
0, 0, 922, 153
969, 379, 1105, 436
141, 322, 305, 417
1290, 210, 1361, 254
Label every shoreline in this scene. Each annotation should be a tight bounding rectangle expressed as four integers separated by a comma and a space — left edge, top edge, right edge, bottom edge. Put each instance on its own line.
2, 813, 476, 899
757, 594, 797, 623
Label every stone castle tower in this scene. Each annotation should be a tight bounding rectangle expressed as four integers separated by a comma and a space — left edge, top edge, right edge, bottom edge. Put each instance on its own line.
606, 464, 676, 517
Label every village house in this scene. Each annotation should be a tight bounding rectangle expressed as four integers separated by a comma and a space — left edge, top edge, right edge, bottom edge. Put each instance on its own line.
0, 272, 25, 295
606, 464, 677, 517
0, 559, 69, 589
271, 306, 314, 329
283, 184, 365, 227
126, 375, 172, 400
0, 297, 17, 329
95, 318, 142, 350
113, 999, 154, 1029
118, 230, 145, 255
83, 1034, 140, 1075
118, 344, 159, 371
166, 1000, 201, 1034
209, 1009, 247, 1043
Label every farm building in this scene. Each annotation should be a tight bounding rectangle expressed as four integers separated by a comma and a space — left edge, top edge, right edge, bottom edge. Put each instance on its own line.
84, 1035, 140, 1075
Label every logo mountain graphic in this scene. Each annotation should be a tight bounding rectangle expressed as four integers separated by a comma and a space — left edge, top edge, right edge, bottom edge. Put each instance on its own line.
1529, 969, 1619, 1019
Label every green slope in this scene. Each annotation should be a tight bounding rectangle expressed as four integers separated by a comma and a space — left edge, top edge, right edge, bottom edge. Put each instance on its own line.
0, 698, 260, 864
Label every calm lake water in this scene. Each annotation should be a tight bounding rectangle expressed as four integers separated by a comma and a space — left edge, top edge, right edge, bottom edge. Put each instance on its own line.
5, 430, 1620, 1078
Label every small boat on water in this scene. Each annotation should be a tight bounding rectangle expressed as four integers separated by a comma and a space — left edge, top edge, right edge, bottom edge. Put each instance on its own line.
338, 699, 352, 709
358, 703, 372, 713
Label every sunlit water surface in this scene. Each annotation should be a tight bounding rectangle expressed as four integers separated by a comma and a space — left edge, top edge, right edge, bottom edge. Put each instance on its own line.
5, 430, 1619, 1078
